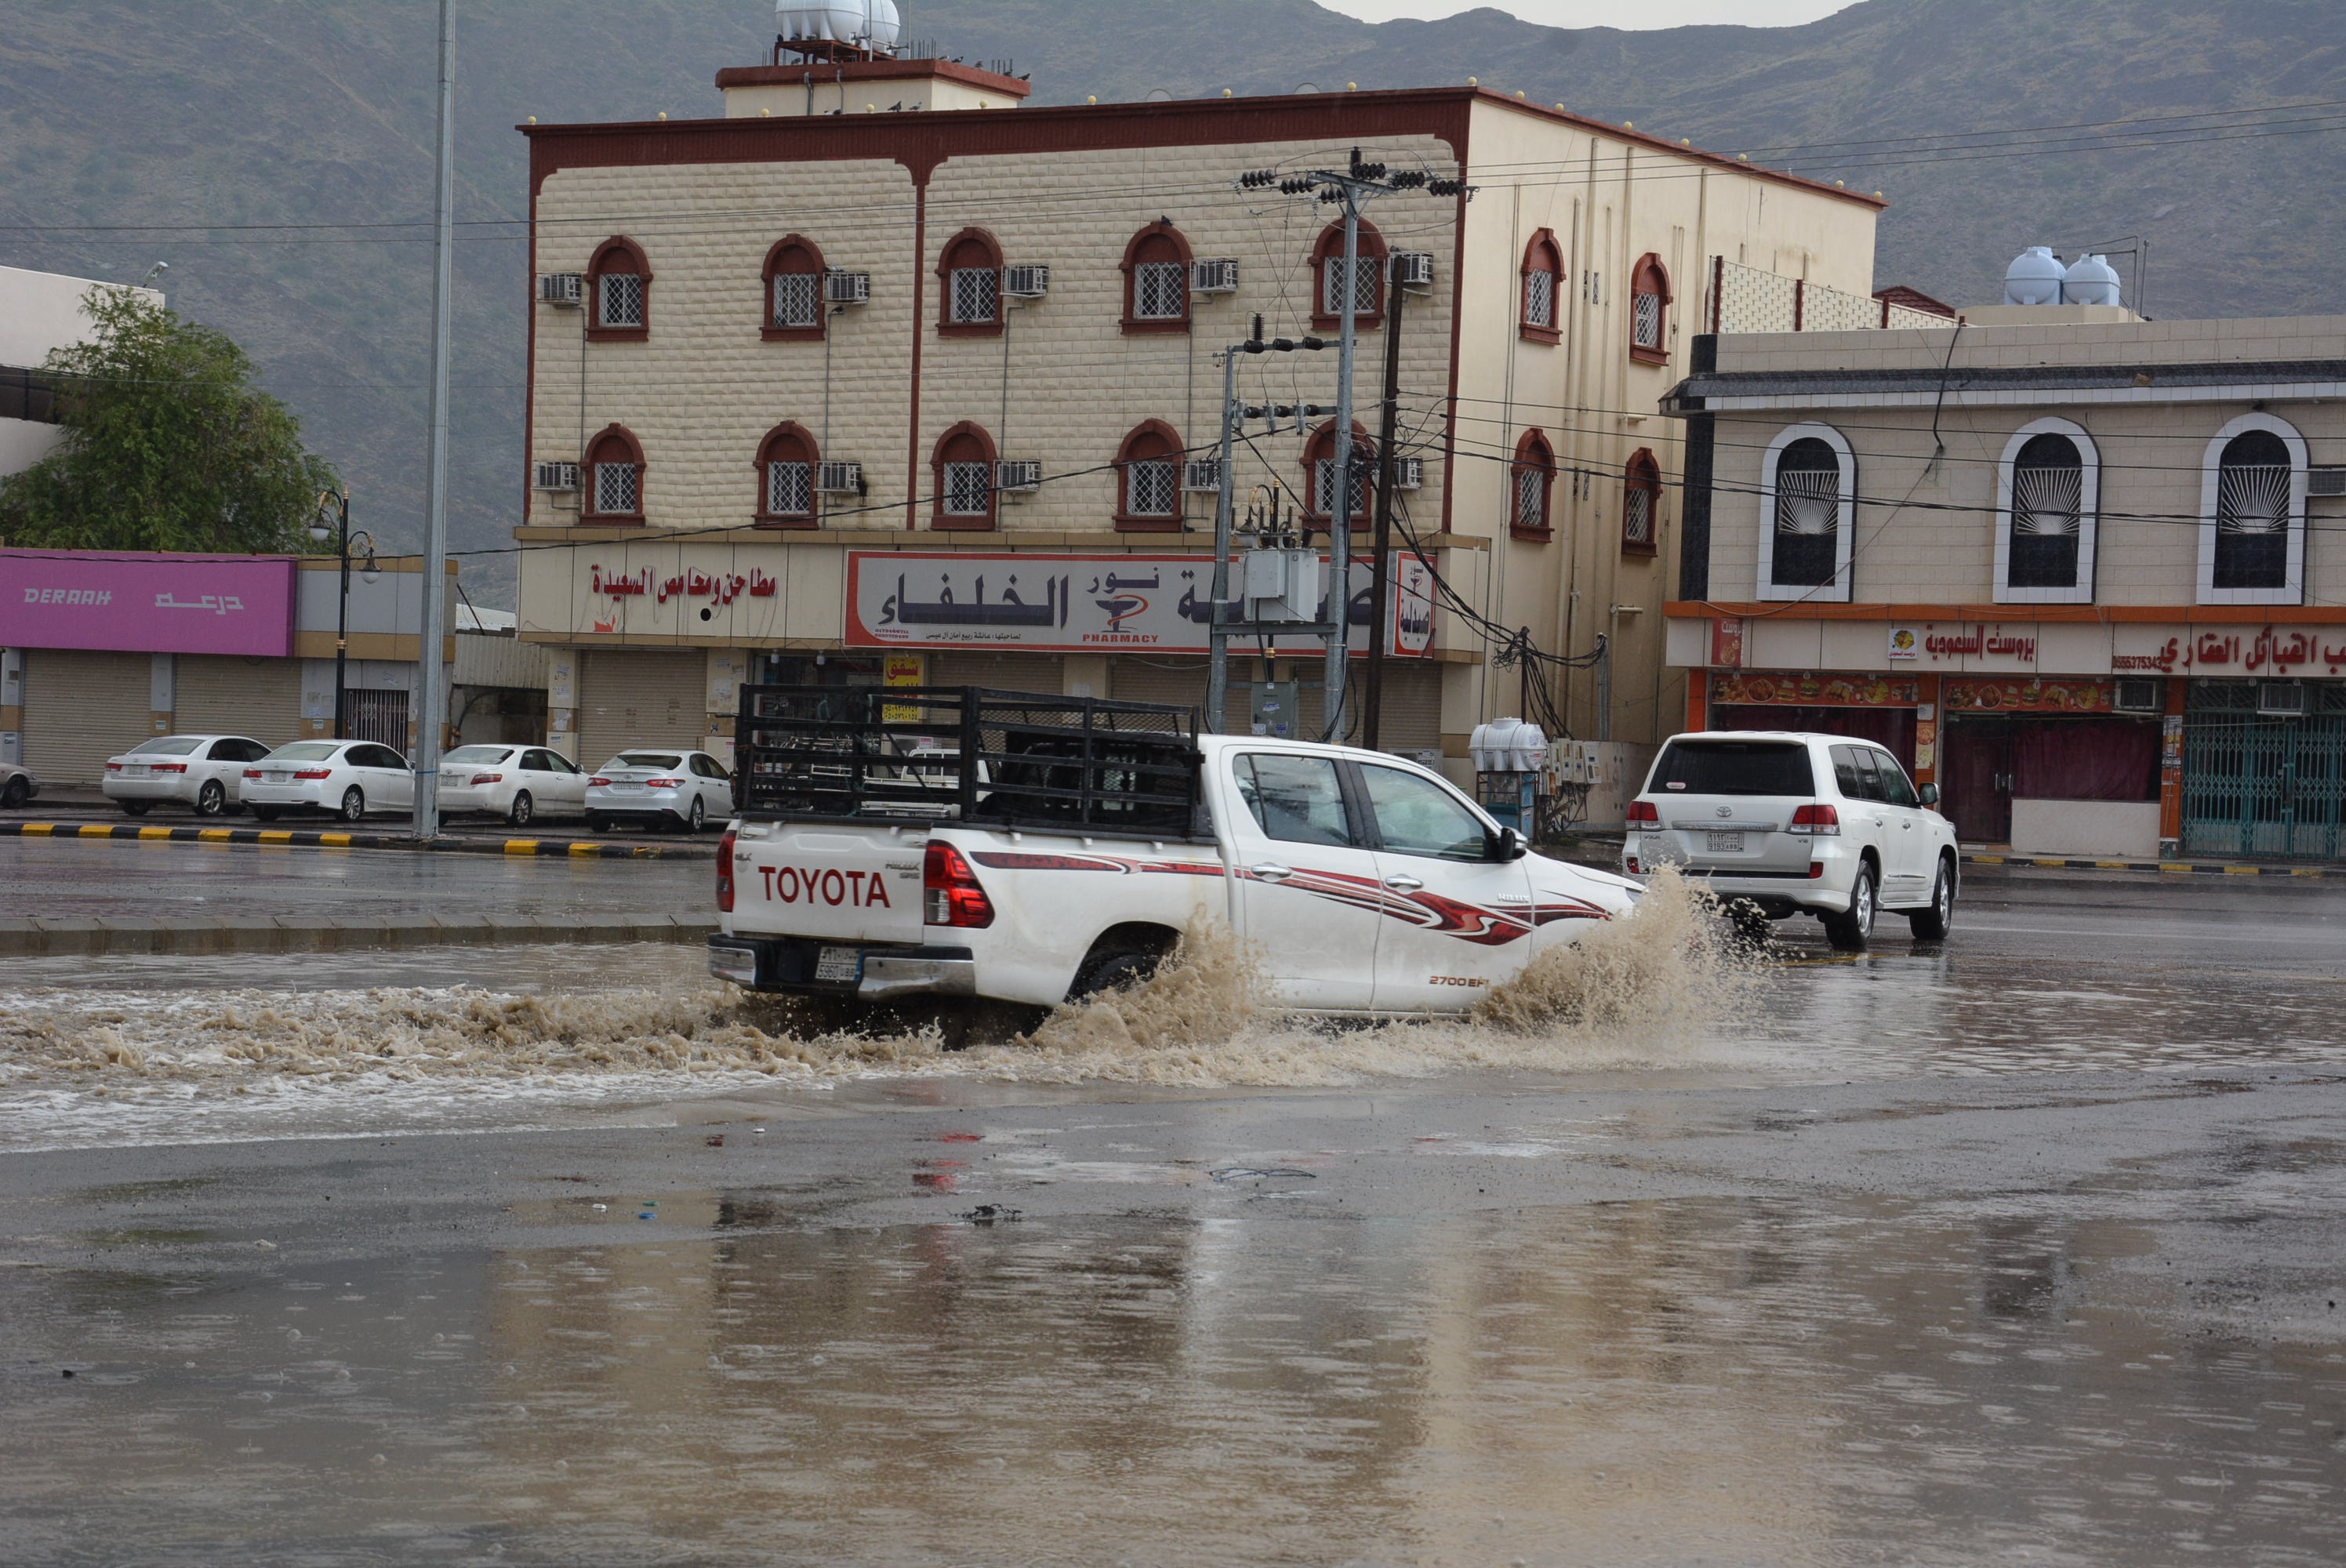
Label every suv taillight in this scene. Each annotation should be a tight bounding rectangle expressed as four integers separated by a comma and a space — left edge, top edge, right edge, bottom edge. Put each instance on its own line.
1625, 799, 1659, 826
717, 830, 735, 913
1789, 803, 1841, 836
924, 841, 996, 929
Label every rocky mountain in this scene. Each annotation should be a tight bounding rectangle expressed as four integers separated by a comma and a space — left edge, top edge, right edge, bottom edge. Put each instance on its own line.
2, 0, 2339, 597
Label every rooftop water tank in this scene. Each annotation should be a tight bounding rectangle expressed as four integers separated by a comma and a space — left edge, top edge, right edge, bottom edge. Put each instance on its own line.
777, 0, 899, 47
2061, 252, 2121, 308
1470, 717, 1548, 773
2003, 245, 2065, 307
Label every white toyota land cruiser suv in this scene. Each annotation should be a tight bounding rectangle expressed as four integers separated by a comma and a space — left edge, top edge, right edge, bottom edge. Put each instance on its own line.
1622, 730, 1957, 949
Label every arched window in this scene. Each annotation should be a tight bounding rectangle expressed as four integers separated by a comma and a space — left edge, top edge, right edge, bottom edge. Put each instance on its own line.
1622, 448, 1661, 555
2200, 413, 2306, 604
1311, 220, 1386, 331
586, 237, 650, 341
1303, 421, 1374, 521
1121, 222, 1193, 333
1520, 230, 1563, 344
936, 227, 1004, 336
1759, 424, 1854, 601
1511, 430, 1556, 540
754, 423, 819, 528
762, 236, 826, 342
582, 424, 645, 521
932, 421, 998, 530
1113, 420, 1184, 531
1629, 253, 1671, 364
1995, 418, 2098, 603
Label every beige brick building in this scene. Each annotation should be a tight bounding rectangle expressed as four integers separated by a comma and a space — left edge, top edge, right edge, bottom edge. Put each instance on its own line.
1663, 311, 2346, 861
511, 49, 1886, 782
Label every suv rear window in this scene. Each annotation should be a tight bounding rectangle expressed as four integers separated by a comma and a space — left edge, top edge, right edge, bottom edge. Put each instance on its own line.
1651, 740, 1814, 797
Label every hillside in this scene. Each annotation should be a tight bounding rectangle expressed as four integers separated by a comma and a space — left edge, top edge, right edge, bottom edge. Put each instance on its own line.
2, 0, 2341, 598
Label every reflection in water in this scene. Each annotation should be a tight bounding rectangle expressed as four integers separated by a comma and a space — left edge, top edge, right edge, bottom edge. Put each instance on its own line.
4, 1197, 2339, 1566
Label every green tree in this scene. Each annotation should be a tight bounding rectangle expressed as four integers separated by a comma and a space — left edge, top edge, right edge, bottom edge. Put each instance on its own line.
0, 288, 337, 554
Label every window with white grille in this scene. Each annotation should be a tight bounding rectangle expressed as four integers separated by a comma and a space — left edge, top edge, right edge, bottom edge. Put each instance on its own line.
594, 462, 639, 515
1524, 268, 1556, 331
1316, 457, 1367, 518
1135, 261, 1186, 320
1515, 467, 1546, 534
1127, 459, 1178, 517
1623, 484, 1654, 546
1632, 290, 1664, 350
766, 461, 812, 517
771, 272, 820, 328
598, 274, 645, 329
951, 267, 997, 325
944, 461, 993, 516
2007, 432, 2083, 590
2213, 429, 2293, 591
1322, 256, 1377, 318
1770, 440, 1841, 587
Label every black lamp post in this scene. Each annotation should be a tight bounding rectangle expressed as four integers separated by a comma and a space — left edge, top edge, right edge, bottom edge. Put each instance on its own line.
310, 490, 376, 741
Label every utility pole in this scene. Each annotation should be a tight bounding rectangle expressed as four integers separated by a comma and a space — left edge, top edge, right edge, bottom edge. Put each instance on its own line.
1360, 266, 1407, 751
413, 0, 456, 839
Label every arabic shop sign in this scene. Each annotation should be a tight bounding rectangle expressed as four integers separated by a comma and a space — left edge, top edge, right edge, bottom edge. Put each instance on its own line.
1884, 622, 2039, 666
2111, 626, 2346, 675
844, 551, 1434, 657
0, 549, 294, 656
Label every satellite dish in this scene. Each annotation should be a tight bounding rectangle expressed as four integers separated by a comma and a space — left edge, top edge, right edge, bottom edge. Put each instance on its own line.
1295, 82, 1322, 93
1145, 87, 1173, 102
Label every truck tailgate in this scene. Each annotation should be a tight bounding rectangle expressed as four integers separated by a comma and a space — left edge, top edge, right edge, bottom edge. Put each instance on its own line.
728, 822, 928, 945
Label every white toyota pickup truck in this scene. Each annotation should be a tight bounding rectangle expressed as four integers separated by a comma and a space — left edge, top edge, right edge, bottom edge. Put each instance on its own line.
706, 686, 1640, 1022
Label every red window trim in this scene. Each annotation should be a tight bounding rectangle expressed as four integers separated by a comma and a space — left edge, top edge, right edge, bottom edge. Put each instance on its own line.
585, 236, 652, 343
1302, 419, 1376, 522
582, 423, 647, 524
753, 420, 820, 529
930, 419, 999, 531
1113, 418, 1186, 532
760, 234, 826, 344
1510, 430, 1556, 542
1309, 219, 1387, 332
1520, 228, 1563, 346
1119, 222, 1193, 336
935, 226, 1005, 339
1622, 446, 1661, 557
1629, 252, 1672, 366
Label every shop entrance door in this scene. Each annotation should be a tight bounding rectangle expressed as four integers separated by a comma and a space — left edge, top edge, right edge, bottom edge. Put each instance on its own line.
2182, 712, 2346, 860
1941, 719, 2011, 844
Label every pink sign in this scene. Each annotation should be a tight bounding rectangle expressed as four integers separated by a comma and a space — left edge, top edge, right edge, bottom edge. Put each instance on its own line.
2, 550, 295, 656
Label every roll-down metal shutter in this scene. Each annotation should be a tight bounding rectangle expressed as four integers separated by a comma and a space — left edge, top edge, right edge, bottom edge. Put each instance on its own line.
1366, 659, 1444, 755
578, 650, 706, 766
1108, 656, 1240, 731
173, 655, 305, 747
20, 649, 154, 783
926, 652, 1064, 694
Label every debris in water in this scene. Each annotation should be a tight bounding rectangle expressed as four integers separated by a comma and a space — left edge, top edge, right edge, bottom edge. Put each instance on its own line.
959, 1204, 1021, 1225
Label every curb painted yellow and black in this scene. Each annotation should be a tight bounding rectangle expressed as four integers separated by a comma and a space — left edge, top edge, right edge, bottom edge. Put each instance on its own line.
1961, 852, 2327, 878
0, 821, 717, 860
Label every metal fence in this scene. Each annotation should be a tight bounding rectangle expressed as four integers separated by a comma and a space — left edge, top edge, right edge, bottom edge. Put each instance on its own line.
2180, 684, 2346, 860
1706, 258, 1957, 336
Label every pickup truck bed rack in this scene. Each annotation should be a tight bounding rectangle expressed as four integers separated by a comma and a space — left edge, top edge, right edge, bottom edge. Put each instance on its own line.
733, 685, 1204, 838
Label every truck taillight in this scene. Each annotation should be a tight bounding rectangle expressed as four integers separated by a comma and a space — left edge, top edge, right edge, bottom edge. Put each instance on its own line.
1625, 799, 1659, 826
923, 841, 996, 928
1789, 803, 1841, 836
717, 830, 735, 913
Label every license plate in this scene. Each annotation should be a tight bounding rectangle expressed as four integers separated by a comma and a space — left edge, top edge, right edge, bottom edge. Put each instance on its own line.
265, 772, 290, 783
1705, 832, 1745, 854
815, 946, 861, 984
612, 782, 645, 793
124, 765, 148, 776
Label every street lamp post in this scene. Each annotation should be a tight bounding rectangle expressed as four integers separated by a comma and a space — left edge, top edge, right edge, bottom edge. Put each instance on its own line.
310, 490, 376, 741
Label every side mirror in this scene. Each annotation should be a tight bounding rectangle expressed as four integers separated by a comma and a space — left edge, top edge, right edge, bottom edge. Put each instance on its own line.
1918, 782, 1941, 807
1491, 826, 1529, 862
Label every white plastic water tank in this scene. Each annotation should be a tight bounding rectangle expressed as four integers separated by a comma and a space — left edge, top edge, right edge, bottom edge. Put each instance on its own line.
2003, 245, 2065, 307
777, 1, 895, 45
1469, 717, 1548, 772
2061, 252, 2121, 308
865, 0, 900, 49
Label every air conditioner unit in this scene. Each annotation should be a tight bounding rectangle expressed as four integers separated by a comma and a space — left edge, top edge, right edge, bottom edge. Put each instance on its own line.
532, 460, 579, 492
536, 273, 584, 307
997, 459, 1042, 494
2257, 681, 2307, 717
1003, 263, 1051, 299
823, 270, 871, 306
817, 461, 864, 495
1393, 252, 1436, 288
1393, 456, 1424, 490
2309, 466, 2346, 498
1191, 258, 1240, 294
2112, 677, 2163, 714
1182, 458, 1224, 492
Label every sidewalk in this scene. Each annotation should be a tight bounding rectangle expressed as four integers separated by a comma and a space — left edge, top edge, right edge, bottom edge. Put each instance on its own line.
0, 819, 717, 860
0, 910, 715, 957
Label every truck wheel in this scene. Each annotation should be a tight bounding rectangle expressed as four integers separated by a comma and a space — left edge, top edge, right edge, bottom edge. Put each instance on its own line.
930, 999, 1049, 1052
1067, 946, 1164, 1003
1908, 858, 1956, 942
1821, 863, 1877, 953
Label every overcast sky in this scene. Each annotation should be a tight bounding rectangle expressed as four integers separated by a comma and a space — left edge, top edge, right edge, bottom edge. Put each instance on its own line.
1320, 1, 1853, 27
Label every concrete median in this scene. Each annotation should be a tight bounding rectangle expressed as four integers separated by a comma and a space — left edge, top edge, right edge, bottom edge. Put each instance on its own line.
0, 910, 715, 956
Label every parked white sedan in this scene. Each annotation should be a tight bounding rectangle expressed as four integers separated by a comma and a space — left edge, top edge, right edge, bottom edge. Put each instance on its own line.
103, 735, 273, 818
586, 750, 733, 833
242, 740, 416, 823
436, 744, 589, 827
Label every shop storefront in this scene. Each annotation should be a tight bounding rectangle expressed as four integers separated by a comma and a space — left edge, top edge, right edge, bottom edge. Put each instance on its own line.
2181, 680, 2346, 861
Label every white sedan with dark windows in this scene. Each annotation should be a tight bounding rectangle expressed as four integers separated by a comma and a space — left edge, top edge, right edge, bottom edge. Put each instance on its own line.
103, 735, 273, 818
436, 744, 590, 827
241, 740, 416, 823
585, 750, 733, 833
